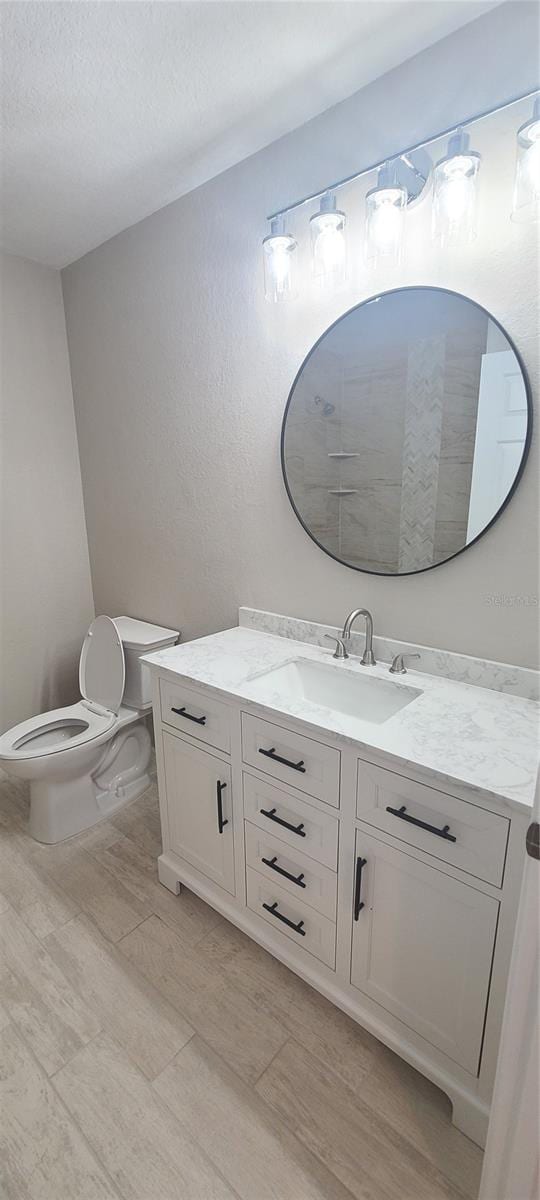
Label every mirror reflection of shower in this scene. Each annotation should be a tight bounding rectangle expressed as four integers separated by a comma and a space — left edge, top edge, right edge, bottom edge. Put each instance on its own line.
283, 288, 529, 575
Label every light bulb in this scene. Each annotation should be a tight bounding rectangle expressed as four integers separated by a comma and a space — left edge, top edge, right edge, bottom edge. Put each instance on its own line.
310, 193, 347, 288
511, 96, 540, 223
432, 129, 480, 248
262, 216, 297, 303
365, 163, 406, 265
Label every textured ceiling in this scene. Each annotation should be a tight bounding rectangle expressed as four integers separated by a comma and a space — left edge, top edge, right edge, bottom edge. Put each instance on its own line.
1, 1, 498, 267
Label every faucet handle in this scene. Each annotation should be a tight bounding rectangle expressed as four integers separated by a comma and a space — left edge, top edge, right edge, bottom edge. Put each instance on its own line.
324, 634, 349, 660
389, 652, 421, 675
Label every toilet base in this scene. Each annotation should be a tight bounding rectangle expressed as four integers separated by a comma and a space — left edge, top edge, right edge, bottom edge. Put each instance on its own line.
29, 719, 152, 843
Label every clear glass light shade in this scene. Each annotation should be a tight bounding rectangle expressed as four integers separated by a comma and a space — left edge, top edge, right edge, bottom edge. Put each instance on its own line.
432, 131, 480, 248
310, 194, 347, 288
365, 176, 407, 265
263, 219, 297, 303
511, 99, 540, 223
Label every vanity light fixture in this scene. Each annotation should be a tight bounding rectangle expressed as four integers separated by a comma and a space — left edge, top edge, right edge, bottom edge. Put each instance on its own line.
365, 161, 407, 265
431, 128, 481, 248
310, 192, 347, 288
263, 89, 536, 302
511, 95, 540, 223
263, 215, 297, 303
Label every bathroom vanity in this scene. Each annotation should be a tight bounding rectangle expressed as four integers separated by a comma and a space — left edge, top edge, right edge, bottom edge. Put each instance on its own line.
144, 611, 539, 1149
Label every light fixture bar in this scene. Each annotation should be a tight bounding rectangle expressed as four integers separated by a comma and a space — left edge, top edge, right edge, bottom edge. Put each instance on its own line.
266, 87, 538, 221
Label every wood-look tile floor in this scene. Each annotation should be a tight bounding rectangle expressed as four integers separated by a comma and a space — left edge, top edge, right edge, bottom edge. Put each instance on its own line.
0, 770, 483, 1200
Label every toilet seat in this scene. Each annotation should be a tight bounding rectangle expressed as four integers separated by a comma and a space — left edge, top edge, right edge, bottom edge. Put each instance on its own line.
0, 616, 127, 765
0, 702, 116, 763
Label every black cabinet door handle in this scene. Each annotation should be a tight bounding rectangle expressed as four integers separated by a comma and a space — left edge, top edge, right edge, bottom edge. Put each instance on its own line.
259, 746, 306, 773
171, 705, 206, 726
216, 780, 228, 834
354, 856, 367, 921
526, 822, 540, 860
261, 855, 306, 888
262, 901, 306, 935
259, 807, 306, 837
386, 804, 456, 843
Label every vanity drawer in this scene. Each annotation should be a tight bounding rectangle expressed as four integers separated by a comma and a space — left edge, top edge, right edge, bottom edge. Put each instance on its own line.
243, 773, 339, 869
356, 759, 509, 887
246, 867, 336, 969
242, 712, 340, 808
244, 821, 337, 920
160, 679, 231, 753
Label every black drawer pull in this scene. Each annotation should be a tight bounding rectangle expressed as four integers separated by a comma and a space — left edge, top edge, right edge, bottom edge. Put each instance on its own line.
260, 807, 306, 838
216, 780, 228, 834
354, 856, 367, 921
262, 901, 306, 935
171, 705, 206, 726
386, 804, 456, 843
261, 855, 306, 888
259, 746, 306, 773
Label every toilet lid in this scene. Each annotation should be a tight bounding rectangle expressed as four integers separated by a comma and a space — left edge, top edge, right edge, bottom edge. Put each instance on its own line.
79, 616, 125, 713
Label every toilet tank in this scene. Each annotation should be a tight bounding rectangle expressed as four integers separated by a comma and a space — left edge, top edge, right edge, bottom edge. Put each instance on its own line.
112, 617, 180, 709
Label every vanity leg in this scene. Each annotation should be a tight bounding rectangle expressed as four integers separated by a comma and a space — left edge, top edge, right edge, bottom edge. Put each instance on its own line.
450, 1092, 489, 1150
158, 854, 182, 895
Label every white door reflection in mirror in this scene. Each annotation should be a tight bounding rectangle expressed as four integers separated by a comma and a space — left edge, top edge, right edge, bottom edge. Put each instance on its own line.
467, 350, 528, 542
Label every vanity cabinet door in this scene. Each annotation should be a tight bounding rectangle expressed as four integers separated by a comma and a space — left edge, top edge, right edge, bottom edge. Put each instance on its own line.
350, 829, 499, 1074
162, 732, 235, 895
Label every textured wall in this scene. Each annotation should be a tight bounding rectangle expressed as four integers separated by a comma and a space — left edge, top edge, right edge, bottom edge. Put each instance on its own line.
63, 4, 539, 669
0, 253, 94, 731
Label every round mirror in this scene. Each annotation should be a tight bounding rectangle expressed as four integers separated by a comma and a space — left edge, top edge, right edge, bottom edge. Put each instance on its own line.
281, 287, 531, 576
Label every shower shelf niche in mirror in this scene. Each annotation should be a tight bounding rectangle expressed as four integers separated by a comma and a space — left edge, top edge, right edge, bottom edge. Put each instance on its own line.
281, 286, 532, 576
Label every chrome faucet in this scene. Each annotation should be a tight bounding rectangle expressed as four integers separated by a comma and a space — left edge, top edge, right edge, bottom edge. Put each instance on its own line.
324, 634, 349, 660
389, 652, 420, 674
341, 609, 376, 666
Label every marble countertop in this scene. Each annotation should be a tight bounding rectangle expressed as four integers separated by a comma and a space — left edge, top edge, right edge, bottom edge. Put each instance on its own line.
144, 626, 540, 814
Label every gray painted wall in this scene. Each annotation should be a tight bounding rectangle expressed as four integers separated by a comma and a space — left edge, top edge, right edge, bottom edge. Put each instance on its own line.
63, 3, 539, 669
1, 253, 94, 731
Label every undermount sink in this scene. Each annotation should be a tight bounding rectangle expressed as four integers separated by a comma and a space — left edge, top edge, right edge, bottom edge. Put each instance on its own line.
245, 657, 421, 725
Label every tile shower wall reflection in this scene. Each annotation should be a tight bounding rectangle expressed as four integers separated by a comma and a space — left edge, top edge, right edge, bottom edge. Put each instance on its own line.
398, 334, 445, 571
284, 292, 494, 573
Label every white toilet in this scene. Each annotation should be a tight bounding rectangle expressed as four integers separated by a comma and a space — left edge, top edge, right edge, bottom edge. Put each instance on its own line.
0, 615, 179, 843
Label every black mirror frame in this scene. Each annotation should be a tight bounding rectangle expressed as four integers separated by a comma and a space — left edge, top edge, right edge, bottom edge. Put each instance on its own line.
280, 285, 533, 578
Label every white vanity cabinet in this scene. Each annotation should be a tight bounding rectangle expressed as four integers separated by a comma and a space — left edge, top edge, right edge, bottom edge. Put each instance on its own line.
162, 731, 235, 895
151, 670, 527, 1150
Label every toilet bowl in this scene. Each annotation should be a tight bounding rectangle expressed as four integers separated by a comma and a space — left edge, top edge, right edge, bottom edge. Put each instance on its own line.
0, 615, 179, 843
